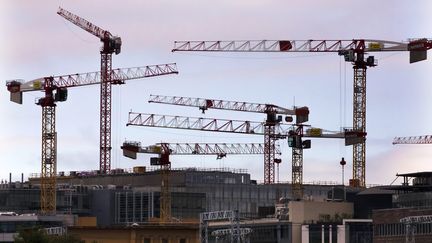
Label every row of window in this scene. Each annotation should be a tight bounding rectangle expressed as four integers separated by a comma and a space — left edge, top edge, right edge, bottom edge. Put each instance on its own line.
185, 174, 245, 185
374, 223, 432, 236
115, 192, 205, 223
205, 187, 328, 200
0, 221, 62, 233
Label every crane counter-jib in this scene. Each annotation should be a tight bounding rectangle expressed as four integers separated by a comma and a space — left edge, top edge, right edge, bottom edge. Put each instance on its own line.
171, 37, 432, 190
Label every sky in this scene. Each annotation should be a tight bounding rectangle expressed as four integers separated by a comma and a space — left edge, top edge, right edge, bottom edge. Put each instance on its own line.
1, 0, 432, 186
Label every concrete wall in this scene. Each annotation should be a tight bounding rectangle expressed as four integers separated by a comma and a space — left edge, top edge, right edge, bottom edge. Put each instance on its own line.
289, 201, 353, 224
69, 224, 199, 243
91, 189, 118, 226
77, 217, 97, 227
288, 201, 353, 243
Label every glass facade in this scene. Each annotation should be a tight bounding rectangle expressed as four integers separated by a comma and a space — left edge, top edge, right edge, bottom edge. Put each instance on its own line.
0, 220, 62, 233
393, 192, 432, 208
114, 191, 206, 224
0, 187, 90, 215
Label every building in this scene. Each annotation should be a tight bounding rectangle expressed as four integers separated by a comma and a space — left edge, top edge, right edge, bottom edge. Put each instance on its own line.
113, 190, 206, 226
23, 167, 346, 222
0, 167, 371, 243
289, 200, 353, 243
0, 183, 93, 215
353, 187, 394, 219
69, 223, 199, 243
373, 172, 432, 243
301, 219, 373, 243
0, 214, 74, 243
205, 200, 355, 243
208, 217, 291, 243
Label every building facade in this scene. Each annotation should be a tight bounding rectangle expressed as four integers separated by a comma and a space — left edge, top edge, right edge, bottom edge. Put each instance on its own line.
20, 167, 344, 223
373, 172, 432, 243
69, 223, 199, 243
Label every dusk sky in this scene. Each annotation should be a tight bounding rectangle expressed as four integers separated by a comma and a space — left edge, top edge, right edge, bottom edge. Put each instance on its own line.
1, 0, 432, 185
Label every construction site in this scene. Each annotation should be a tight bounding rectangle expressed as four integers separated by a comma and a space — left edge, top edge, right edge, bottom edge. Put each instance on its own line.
1, 1, 432, 243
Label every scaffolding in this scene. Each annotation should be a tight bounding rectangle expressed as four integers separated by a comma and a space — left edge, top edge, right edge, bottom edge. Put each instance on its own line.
200, 210, 240, 243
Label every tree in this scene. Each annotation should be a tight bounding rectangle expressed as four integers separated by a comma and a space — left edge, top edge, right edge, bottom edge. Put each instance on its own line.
14, 227, 85, 243
14, 227, 51, 243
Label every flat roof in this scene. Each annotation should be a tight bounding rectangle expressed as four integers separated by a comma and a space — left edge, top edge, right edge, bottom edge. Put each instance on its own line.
381, 184, 432, 192
397, 171, 432, 177
70, 222, 199, 230
0, 215, 67, 222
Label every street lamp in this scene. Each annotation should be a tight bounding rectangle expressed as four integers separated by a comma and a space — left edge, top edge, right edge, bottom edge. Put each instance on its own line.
340, 157, 347, 201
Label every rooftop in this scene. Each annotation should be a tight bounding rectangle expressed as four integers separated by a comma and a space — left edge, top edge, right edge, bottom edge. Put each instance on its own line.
397, 171, 432, 178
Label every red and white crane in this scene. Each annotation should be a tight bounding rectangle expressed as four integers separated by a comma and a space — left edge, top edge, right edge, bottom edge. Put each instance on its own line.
121, 141, 277, 223
121, 141, 280, 160
172, 38, 432, 187
393, 135, 432, 145
148, 94, 365, 198
149, 94, 308, 185
6, 63, 177, 215
127, 109, 363, 199
57, 7, 124, 174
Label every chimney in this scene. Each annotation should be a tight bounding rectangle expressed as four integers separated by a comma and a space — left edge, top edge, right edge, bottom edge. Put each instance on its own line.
9, 173, 11, 184
21, 173, 24, 184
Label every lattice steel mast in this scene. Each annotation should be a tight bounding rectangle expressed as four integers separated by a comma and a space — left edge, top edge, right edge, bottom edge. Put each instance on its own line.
6, 64, 177, 215
149, 94, 308, 184
121, 142, 274, 223
172, 38, 432, 187
57, 7, 122, 174
127, 112, 363, 199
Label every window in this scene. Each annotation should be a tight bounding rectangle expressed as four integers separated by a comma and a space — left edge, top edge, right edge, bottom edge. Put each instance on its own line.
162, 239, 168, 243
143, 238, 150, 243
179, 239, 186, 243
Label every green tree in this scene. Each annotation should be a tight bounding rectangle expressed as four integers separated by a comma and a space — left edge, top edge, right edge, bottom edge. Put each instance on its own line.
14, 227, 84, 243
14, 227, 51, 243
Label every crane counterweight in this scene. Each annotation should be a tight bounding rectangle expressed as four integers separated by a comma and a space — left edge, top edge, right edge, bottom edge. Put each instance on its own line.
6, 64, 178, 215
171, 38, 432, 188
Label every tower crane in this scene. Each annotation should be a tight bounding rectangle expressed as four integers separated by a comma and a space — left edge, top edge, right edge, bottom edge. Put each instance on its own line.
57, 7, 122, 174
393, 135, 432, 145
148, 94, 364, 198
148, 94, 309, 184
121, 141, 278, 223
127, 112, 364, 199
122, 142, 279, 159
6, 63, 177, 215
172, 38, 432, 187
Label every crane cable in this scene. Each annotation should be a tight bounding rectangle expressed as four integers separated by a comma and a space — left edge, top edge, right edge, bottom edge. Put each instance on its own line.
117, 84, 123, 169
60, 18, 99, 44
112, 83, 122, 170
339, 56, 347, 159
